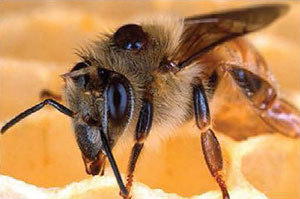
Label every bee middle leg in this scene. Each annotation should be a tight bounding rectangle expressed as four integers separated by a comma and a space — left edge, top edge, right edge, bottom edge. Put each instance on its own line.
121, 99, 153, 199
193, 84, 230, 199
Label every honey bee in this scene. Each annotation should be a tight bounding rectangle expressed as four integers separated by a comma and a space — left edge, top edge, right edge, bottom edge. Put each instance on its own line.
1, 4, 300, 199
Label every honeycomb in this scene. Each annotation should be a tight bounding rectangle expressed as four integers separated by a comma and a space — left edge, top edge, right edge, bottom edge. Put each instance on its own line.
0, 1, 299, 199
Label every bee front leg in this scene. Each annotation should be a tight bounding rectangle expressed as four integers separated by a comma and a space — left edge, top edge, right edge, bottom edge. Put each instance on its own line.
193, 84, 230, 199
121, 99, 153, 199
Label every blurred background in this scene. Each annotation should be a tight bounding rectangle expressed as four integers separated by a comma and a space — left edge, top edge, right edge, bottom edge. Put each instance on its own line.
0, 1, 299, 199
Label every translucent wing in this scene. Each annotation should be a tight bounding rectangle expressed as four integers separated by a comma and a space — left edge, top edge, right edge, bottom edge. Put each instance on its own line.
175, 4, 289, 68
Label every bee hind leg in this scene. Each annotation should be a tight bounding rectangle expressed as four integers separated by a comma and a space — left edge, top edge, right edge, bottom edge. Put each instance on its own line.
193, 84, 230, 199
227, 65, 300, 138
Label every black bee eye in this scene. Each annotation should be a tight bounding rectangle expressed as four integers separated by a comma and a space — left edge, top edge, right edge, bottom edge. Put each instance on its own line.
107, 81, 128, 120
71, 61, 91, 72
98, 68, 111, 86
71, 61, 91, 88
113, 24, 148, 51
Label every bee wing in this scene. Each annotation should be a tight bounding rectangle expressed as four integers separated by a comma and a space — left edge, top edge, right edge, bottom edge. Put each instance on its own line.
175, 4, 289, 68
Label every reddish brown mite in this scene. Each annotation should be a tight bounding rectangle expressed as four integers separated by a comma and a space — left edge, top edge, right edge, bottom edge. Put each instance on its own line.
1, 4, 300, 199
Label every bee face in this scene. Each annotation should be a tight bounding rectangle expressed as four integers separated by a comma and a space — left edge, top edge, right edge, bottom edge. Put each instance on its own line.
64, 63, 135, 162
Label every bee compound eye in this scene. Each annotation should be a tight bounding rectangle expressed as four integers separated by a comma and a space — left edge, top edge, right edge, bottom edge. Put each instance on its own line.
113, 24, 148, 51
107, 81, 128, 120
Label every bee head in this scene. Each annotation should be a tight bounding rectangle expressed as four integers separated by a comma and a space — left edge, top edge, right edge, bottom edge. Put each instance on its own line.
63, 60, 134, 175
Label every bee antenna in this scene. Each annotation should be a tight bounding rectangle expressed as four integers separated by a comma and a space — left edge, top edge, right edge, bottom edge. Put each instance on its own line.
1, 99, 73, 134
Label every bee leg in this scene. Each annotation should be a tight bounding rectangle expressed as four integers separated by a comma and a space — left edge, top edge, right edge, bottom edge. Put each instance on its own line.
194, 84, 230, 199
39, 89, 62, 101
227, 65, 300, 137
122, 99, 153, 199
1, 99, 73, 134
